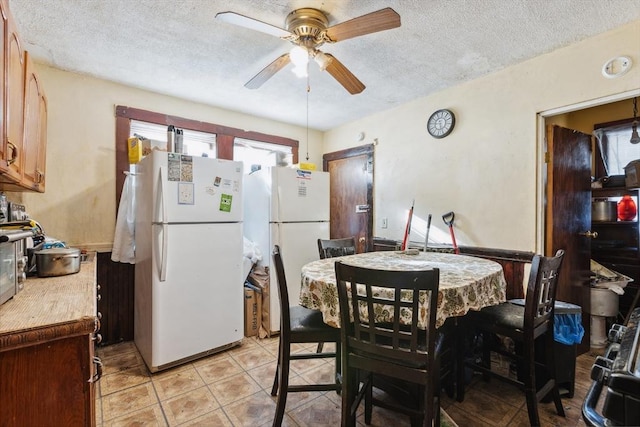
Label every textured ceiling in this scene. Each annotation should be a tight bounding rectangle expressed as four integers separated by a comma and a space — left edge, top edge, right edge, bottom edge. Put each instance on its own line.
9, 0, 640, 131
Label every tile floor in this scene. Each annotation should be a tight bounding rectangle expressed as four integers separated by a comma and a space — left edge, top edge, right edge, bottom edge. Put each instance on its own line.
95, 337, 602, 426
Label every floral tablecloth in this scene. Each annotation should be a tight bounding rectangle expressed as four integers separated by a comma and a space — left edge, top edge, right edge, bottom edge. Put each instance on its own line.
299, 251, 507, 329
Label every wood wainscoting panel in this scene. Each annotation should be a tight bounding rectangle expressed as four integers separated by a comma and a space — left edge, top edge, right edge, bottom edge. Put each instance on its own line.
97, 252, 134, 346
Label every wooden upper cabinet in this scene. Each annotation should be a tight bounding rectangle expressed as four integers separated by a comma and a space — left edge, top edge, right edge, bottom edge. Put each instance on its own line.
23, 51, 46, 191
38, 83, 47, 189
0, 0, 47, 192
0, 0, 8, 175
4, 3, 24, 183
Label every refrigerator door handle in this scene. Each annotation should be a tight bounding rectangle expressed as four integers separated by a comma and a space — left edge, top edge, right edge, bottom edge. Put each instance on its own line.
155, 167, 167, 224
160, 223, 168, 282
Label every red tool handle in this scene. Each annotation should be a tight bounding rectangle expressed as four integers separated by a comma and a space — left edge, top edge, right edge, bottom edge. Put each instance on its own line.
448, 226, 459, 254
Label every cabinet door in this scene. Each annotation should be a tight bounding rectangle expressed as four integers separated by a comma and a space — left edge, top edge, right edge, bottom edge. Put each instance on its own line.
0, 334, 96, 426
23, 51, 46, 191
0, 0, 8, 174
3, 7, 25, 183
37, 88, 47, 191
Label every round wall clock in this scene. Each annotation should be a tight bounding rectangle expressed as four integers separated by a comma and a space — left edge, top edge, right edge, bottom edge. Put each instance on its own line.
427, 109, 455, 138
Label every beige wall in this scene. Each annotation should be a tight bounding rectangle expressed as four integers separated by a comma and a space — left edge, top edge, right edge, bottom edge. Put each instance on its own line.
10, 66, 324, 250
323, 20, 640, 252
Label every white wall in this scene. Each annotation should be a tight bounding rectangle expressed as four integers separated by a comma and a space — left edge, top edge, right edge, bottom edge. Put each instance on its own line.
13, 65, 324, 250
323, 20, 640, 252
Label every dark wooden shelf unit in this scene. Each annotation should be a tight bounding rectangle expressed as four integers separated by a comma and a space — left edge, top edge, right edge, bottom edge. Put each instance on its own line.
591, 187, 640, 322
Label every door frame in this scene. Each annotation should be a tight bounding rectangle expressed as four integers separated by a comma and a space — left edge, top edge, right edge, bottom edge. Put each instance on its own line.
536, 88, 640, 253
323, 144, 374, 252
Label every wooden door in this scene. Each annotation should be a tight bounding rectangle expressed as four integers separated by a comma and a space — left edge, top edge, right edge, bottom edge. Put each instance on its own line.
545, 124, 592, 353
323, 144, 373, 253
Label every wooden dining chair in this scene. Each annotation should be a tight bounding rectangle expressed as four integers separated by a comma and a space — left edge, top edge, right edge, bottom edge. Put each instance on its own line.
462, 249, 566, 426
335, 261, 442, 427
270, 245, 341, 427
318, 237, 357, 259
315, 237, 357, 353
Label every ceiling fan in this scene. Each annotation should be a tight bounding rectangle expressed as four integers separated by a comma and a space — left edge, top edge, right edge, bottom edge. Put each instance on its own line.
215, 7, 401, 94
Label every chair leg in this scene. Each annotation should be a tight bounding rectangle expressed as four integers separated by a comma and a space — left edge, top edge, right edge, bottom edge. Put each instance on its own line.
317, 342, 324, 352
433, 395, 440, 427
335, 341, 342, 389
408, 386, 436, 427
480, 330, 492, 381
272, 339, 290, 427
522, 341, 540, 427
411, 387, 423, 427
336, 340, 342, 384
341, 363, 357, 427
456, 318, 466, 402
271, 337, 282, 396
364, 373, 373, 424
433, 361, 441, 427
551, 385, 565, 418
544, 332, 566, 418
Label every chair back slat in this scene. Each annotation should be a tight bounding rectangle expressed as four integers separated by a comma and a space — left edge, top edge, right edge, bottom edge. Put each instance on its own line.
272, 245, 291, 337
318, 237, 357, 259
335, 262, 440, 369
524, 249, 565, 332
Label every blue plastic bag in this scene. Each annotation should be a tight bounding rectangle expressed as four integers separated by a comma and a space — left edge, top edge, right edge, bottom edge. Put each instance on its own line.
554, 313, 584, 345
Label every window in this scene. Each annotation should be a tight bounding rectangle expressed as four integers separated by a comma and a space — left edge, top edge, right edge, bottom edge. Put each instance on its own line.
115, 105, 299, 205
130, 120, 217, 158
233, 138, 293, 174
594, 122, 640, 176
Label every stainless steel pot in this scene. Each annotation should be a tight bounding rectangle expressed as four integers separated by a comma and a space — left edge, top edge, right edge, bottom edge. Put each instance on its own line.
592, 199, 618, 222
34, 247, 81, 277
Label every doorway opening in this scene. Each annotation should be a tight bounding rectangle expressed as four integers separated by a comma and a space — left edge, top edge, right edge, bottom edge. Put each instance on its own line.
538, 88, 640, 352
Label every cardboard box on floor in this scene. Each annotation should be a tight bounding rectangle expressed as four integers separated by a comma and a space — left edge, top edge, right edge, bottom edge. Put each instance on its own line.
244, 286, 262, 337
248, 265, 272, 338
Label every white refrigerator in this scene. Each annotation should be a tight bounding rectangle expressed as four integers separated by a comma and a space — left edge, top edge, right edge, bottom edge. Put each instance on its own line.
243, 167, 330, 333
134, 150, 244, 372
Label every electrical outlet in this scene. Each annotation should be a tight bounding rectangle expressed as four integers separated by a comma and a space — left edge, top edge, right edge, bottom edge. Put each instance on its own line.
381, 217, 388, 229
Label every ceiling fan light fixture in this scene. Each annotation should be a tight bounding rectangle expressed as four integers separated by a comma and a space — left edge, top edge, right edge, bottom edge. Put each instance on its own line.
290, 45, 309, 78
630, 122, 640, 144
290, 46, 309, 67
313, 51, 332, 71
291, 65, 308, 78
631, 98, 640, 144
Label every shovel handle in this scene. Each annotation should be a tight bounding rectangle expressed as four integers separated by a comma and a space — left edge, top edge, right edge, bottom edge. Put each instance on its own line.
448, 227, 460, 254
442, 211, 455, 226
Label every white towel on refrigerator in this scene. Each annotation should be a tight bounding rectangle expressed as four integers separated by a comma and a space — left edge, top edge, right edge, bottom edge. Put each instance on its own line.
111, 174, 136, 263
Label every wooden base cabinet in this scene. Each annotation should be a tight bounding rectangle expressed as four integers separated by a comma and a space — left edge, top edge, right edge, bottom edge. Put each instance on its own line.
0, 255, 99, 427
0, 322, 99, 427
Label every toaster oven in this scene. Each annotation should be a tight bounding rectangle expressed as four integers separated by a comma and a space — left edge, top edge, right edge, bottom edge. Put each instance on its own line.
0, 230, 31, 306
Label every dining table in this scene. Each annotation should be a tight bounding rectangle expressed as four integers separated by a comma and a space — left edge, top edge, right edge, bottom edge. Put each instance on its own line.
299, 250, 508, 329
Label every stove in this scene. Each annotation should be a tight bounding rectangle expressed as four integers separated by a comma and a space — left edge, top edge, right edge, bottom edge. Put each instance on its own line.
583, 308, 640, 426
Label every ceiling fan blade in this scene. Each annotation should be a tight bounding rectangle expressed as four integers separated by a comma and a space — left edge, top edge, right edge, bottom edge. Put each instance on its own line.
245, 53, 291, 89
216, 11, 291, 38
323, 54, 365, 95
325, 7, 400, 42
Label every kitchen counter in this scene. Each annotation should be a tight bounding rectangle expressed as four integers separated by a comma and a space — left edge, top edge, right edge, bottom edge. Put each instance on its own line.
0, 252, 99, 426
0, 252, 97, 350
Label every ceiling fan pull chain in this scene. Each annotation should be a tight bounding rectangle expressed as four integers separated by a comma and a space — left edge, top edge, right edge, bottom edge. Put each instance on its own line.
306, 75, 310, 161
